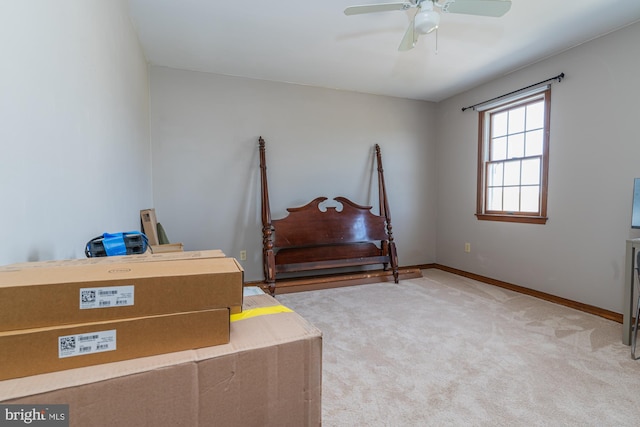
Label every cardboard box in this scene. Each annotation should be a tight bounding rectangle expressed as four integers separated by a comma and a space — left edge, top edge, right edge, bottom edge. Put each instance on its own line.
0, 308, 230, 381
0, 257, 243, 332
0, 294, 322, 427
140, 208, 160, 245
0, 249, 226, 270
150, 243, 184, 253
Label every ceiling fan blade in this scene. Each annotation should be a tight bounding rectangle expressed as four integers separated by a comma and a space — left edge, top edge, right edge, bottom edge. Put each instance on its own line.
398, 18, 418, 51
441, 0, 512, 17
344, 2, 413, 16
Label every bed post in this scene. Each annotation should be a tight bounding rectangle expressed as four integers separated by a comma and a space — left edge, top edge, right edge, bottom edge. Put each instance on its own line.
375, 144, 399, 283
259, 137, 276, 295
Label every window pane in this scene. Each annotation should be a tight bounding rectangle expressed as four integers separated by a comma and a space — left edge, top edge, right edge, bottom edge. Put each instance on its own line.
487, 188, 502, 211
492, 111, 508, 137
521, 186, 540, 212
508, 106, 525, 133
503, 160, 520, 186
508, 133, 524, 158
503, 187, 519, 212
521, 158, 540, 185
487, 162, 503, 187
491, 137, 507, 160
526, 101, 544, 130
525, 129, 543, 156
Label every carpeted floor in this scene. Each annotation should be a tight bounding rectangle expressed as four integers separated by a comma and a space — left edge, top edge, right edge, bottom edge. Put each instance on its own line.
276, 269, 640, 426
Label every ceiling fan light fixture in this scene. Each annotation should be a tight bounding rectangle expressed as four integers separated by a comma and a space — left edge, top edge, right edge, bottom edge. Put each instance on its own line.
414, 10, 440, 34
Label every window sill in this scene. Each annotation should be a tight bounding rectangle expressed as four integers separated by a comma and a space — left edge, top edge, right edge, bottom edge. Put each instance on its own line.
475, 214, 548, 224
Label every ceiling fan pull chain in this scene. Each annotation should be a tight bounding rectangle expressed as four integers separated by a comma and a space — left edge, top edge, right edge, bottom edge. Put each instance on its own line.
435, 28, 439, 54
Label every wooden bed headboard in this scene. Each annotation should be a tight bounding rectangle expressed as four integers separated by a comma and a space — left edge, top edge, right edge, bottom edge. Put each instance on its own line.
259, 137, 399, 295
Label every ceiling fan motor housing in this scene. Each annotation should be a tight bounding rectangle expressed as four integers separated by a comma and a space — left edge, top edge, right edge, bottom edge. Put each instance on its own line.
414, 9, 440, 34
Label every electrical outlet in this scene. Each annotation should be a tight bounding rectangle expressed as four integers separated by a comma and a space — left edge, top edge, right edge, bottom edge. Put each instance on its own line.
240, 250, 247, 261
464, 243, 471, 253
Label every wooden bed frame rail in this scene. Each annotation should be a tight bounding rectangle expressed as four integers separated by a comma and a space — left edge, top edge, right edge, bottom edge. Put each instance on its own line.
259, 137, 399, 295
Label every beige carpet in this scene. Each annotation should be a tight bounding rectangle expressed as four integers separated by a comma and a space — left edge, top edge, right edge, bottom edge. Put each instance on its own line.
276, 269, 640, 426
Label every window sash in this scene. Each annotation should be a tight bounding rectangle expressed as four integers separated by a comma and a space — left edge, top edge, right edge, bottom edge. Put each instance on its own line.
485, 156, 542, 214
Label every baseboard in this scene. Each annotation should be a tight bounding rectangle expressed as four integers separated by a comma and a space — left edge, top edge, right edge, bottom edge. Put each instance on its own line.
428, 264, 622, 324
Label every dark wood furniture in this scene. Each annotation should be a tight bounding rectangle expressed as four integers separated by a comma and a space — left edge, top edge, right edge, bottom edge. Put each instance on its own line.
259, 136, 399, 295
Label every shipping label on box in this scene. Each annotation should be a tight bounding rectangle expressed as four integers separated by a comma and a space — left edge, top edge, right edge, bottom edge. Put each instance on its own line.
79, 285, 134, 309
58, 329, 117, 358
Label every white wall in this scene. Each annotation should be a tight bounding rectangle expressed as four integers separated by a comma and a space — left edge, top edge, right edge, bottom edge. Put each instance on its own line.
4, 1, 636, 315
0, 0, 151, 264
435, 22, 640, 313
149, 67, 437, 281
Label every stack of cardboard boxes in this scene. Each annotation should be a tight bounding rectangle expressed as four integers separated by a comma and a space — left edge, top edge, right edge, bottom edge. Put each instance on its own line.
0, 253, 243, 381
0, 250, 322, 426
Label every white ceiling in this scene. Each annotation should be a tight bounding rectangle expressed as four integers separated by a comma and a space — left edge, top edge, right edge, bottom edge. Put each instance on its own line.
127, 0, 640, 102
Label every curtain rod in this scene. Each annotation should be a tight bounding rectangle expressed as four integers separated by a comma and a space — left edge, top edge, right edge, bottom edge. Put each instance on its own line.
461, 72, 565, 112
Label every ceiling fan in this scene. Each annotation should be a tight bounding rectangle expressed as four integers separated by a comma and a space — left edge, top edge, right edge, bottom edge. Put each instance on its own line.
344, 0, 512, 51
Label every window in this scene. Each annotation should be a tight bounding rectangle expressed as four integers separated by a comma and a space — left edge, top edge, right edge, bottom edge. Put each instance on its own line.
476, 88, 550, 224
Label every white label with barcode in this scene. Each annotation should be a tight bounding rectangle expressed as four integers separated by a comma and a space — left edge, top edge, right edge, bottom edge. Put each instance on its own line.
79, 285, 134, 309
58, 329, 117, 358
